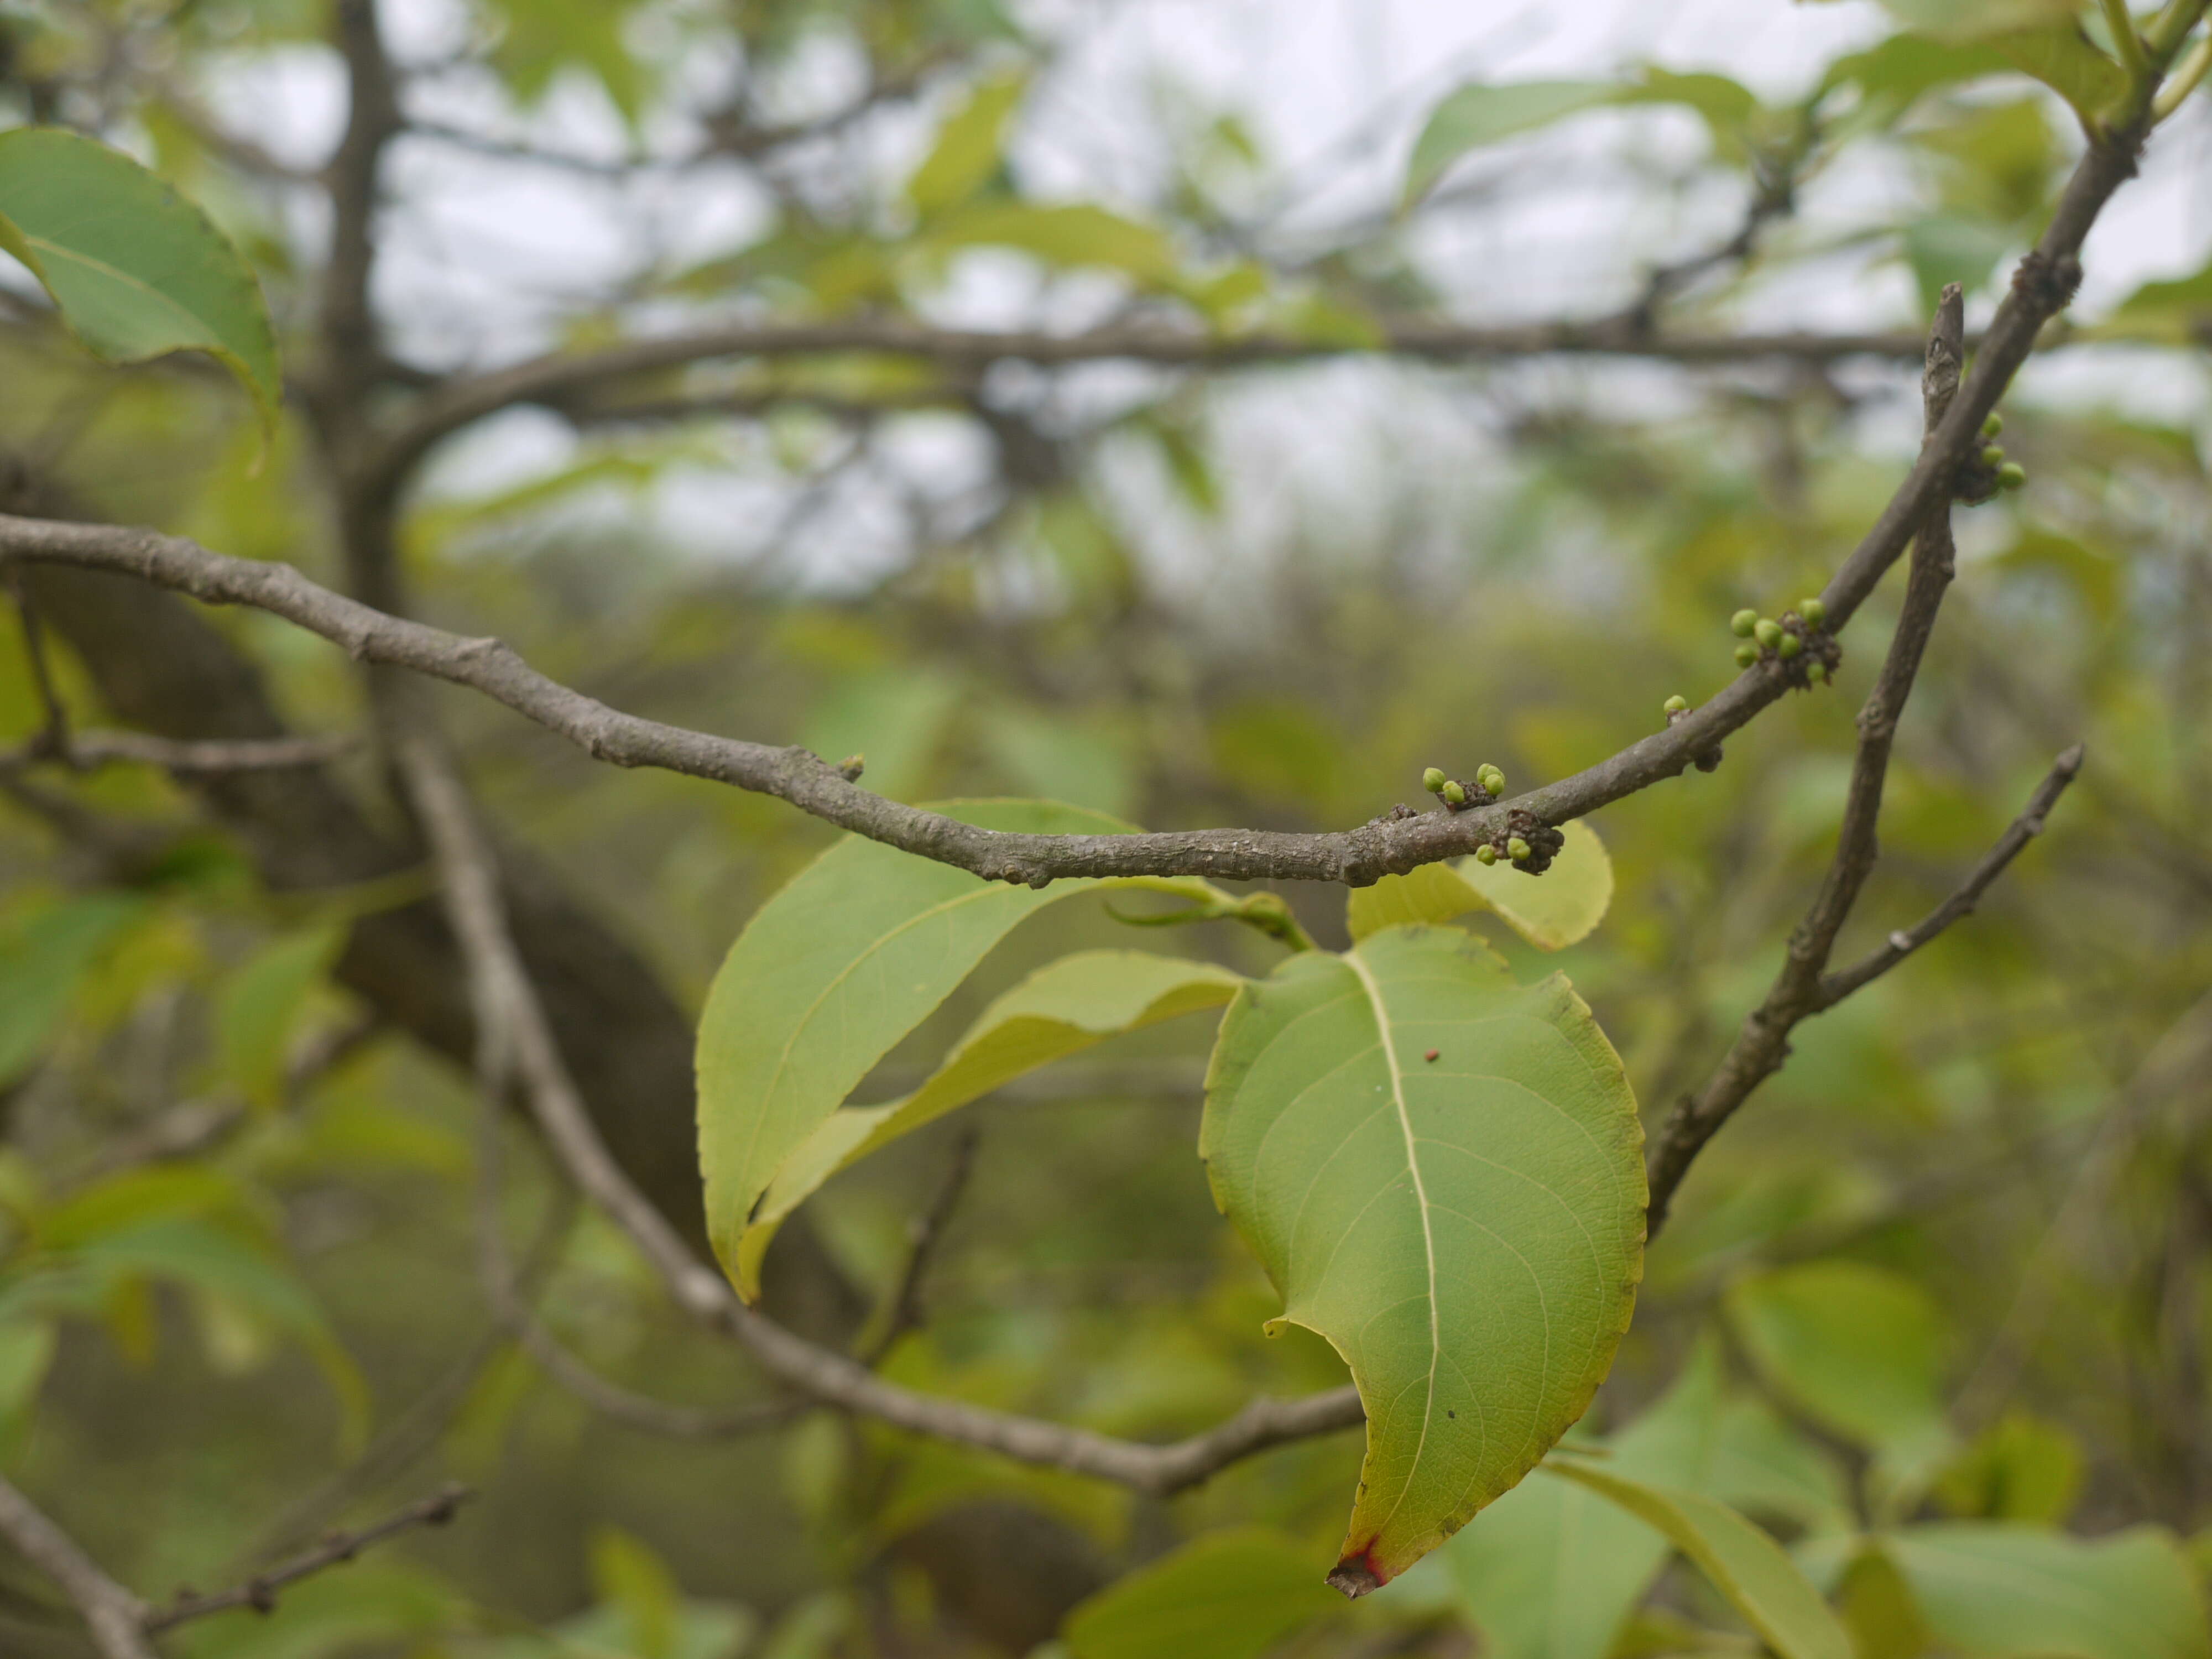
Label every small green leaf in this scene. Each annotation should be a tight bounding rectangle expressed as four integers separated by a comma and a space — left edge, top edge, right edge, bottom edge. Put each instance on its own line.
590, 1527, 684, 1659
1347, 822, 1613, 951
909, 70, 1029, 216
1863, 0, 2085, 43
1724, 1261, 1953, 1474
1934, 1411, 2086, 1524
925, 200, 1178, 280
739, 949, 1241, 1296
215, 922, 348, 1110
1404, 81, 1616, 203
1202, 926, 1644, 1589
1061, 1528, 1343, 1659
0, 893, 148, 1088
0, 128, 281, 434
1446, 1342, 1723, 1659
1882, 1522, 2212, 1659
1543, 1461, 1854, 1659
696, 800, 1227, 1299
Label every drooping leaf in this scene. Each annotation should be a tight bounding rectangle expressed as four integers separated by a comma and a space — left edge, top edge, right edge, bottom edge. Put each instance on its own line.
909, 69, 1030, 216
214, 921, 348, 1110
1404, 81, 1618, 202
1882, 1522, 2212, 1659
1990, 25, 2128, 123
0, 892, 147, 1088
1060, 1528, 1343, 1659
1347, 821, 1613, 951
1446, 1342, 1722, 1659
738, 949, 1242, 1297
0, 128, 281, 432
1724, 1262, 1953, 1475
1201, 925, 1645, 1590
696, 800, 1226, 1298
1543, 1462, 1854, 1659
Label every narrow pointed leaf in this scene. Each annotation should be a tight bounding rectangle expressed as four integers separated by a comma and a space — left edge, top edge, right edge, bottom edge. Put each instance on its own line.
1543, 1461, 1854, 1659
1201, 925, 1644, 1592
0, 128, 281, 434
1348, 822, 1613, 951
696, 800, 1225, 1298
741, 949, 1243, 1293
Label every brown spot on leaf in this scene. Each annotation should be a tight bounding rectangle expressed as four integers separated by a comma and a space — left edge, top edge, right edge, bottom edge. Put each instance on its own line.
1327, 1550, 1384, 1600
1424, 1048, 1439, 1062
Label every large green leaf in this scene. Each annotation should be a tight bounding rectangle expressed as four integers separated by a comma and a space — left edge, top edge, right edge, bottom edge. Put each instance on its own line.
1725, 1262, 1953, 1477
0, 128, 281, 431
1200, 925, 1645, 1590
1060, 1528, 1342, 1659
1347, 821, 1613, 951
1882, 1522, 2212, 1659
738, 948, 1242, 1297
696, 800, 1223, 1298
1544, 1462, 1854, 1659
1446, 1341, 1721, 1659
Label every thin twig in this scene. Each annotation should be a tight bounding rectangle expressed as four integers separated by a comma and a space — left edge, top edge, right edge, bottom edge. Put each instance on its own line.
0, 1475, 153, 1659
1817, 745, 2085, 1007
857, 1126, 982, 1368
0, 729, 356, 776
1648, 284, 1981, 1235
144, 1485, 472, 1634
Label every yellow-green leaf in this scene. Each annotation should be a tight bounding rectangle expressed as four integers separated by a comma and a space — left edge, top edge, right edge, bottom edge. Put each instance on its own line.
1201, 926, 1644, 1590
740, 948, 1241, 1298
1882, 1522, 2212, 1659
1061, 1528, 1342, 1659
0, 128, 281, 434
909, 70, 1029, 216
1347, 821, 1613, 951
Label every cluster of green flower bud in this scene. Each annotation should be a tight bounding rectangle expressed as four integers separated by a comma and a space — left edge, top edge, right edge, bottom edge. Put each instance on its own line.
1423, 763, 1506, 812
1471, 806, 1566, 873
1960, 411, 2027, 502
1727, 594, 1843, 690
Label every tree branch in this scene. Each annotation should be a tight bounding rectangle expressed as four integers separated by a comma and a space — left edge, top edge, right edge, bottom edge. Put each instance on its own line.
1644, 281, 2083, 1234
143, 1485, 471, 1634
0, 1475, 153, 1659
0, 729, 357, 776
856, 1126, 982, 1367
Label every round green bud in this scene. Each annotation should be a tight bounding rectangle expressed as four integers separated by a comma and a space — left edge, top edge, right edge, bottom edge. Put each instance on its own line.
1422, 766, 1448, 793
1478, 765, 1505, 795
1474, 843, 1499, 865
1730, 608, 1759, 638
1980, 444, 2005, 468
1799, 597, 1826, 628
1981, 411, 2003, 438
1734, 641, 1760, 668
1754, 618, 1783, 649
1662, 694, 1689, 715
1507, 837, 1532, 862
1441, 780, 1467, 805
1997, 462, 2027, 491
1777, 632, 1802, 659
1806, 659, 1827, 682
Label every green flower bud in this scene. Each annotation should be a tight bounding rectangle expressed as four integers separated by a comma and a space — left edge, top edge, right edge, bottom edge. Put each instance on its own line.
1731, 608, 1759, 637
1662, 694, 1689, 715
1777, 632, 1802, 659
1799, 597, 1826, 628
1981, 411, 2003, 438
1807, 659, 1827, 682
1507, 836, 1532, 862
1442, 780, 1467, 805
1735, 641, 1760, 668
1754, 618, 1783, 649
1998, 462, 2027, 491
1474, 843, 1499, 865
1478, 765, 1505, 795
1980, 444, 2005, 468
1422, 766, 1448, 794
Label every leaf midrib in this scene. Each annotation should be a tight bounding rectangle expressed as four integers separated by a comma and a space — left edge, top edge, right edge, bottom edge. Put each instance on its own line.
1342, 947, 1441, 1541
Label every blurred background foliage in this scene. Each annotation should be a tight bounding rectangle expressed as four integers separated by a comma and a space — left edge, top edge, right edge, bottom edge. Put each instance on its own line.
3, 0, 2212, 1653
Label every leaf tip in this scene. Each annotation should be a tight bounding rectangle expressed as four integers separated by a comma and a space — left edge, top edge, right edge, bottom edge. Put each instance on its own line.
1326, 1551, 1384, 1599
